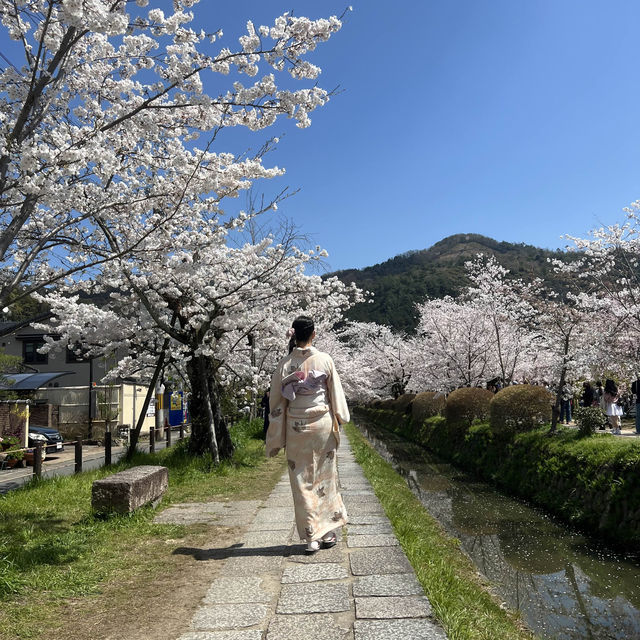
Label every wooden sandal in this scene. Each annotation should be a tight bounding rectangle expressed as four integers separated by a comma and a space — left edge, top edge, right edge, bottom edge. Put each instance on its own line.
321, 533, 337, 549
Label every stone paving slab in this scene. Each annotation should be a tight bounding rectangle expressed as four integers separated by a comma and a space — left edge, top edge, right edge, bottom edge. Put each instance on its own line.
266, 614, 352, 640
214, 515, 255, 527
203, 576, 274, 604
346, 502, 386, 515
243, 531, 292, 547
281, 563, 349, 583
287, 544, 346, 564
341, 490, 376, 496
253, 508, 293, 523
191, 603, 268, 630
343, 494, 382, 504
222, 554, 284, 575
245, 521, 293, 532
346, 524, 394, 535
277, 583, 351, 614
347, 514, 392, 525
178, 631, 264, 640
347, 534, 399, 548
355, 596, 432, 619
154, 510, 220, 525
354, 619, 447, 640
350, 547, 414, 575
353, 574, 424, 597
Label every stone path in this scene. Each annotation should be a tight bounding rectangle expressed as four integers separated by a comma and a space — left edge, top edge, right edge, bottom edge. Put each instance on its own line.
157, 438, 447, 640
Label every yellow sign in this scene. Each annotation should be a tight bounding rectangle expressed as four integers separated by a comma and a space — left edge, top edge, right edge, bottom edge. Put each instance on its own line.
170, 393, 182, 411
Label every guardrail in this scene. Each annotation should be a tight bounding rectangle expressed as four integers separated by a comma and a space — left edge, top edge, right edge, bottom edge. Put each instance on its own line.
0, 424, 190, 479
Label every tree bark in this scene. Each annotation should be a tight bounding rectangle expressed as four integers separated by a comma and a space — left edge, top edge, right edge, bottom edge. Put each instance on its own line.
186, 353, 220, 463
207, 372, 234, 460
549, 333, 571, 435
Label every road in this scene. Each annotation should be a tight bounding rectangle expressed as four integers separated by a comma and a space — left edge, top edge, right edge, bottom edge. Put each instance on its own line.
0, 439, 173, 495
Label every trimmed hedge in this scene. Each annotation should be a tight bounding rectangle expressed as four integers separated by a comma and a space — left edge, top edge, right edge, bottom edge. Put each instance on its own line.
411, 391, 447, 425
390, 393, 417, 414
354, 403, 640, 549
490, 385, 554, 436
445, 388, 494, 433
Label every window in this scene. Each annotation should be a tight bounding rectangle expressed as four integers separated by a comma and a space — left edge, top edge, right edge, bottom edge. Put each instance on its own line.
23, 340, 47, 364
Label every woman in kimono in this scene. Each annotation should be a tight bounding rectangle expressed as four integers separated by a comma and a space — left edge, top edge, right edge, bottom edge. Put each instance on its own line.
266, 315, 350, 554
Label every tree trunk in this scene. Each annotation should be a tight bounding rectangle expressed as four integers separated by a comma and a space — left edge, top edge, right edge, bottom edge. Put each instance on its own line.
549, 333, 571, 435
207, 374, 234, 460
187, 353, 220, 463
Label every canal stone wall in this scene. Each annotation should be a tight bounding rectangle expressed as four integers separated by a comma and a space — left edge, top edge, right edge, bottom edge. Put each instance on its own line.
355, 406, 640, 550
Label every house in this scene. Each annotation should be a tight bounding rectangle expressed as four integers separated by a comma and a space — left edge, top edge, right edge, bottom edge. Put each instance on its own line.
0, 321, 158, 439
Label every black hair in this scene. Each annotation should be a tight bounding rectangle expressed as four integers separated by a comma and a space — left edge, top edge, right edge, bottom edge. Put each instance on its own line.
288, 315, 315, 352
604, 378, 618, 395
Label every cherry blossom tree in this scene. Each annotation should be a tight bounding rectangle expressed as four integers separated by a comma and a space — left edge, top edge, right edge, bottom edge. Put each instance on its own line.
7, 1, 358, 460
315, 322, 415, 404
561, 205, 640, 377
414, 297, 496, 391
462, 254, 540, 385
0, 0, 346, 308
41, 231, 362, 461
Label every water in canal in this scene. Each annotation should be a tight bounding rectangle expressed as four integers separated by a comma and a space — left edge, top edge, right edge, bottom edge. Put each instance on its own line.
355, 420, 640, 640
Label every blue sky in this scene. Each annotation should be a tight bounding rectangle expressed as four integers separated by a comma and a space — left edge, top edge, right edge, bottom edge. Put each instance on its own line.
3, 1, 640, 272
201, 0, 640, 271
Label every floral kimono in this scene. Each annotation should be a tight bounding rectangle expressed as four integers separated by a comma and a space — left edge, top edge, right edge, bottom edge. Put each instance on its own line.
266, 345, 350, 542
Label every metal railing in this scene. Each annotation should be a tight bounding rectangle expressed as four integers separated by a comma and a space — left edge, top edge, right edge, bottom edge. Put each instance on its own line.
0, 424, 190, 479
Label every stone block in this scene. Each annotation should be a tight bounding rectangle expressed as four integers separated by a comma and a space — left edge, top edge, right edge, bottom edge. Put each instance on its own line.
350, 548, 413, 575
354, 619, 447, 639
179, 632, 263, 640
347, 535, 399, 548
267, 614, 351, 640
281, 563, 349, 583
353, 574, 424, 597
191, 603, 268, 630
203, 576, 273, 604
355, 596, 432, 619
277, 583, 350, 614
92, 465, 168, 514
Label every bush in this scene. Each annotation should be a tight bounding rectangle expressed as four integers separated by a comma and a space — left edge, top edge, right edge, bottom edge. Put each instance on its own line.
389, 393, 416, 414
444, 387, 494, 434
574, 405, 607, 436
490, 385, 553, 436
378, 398, 396, 410
411, 391, 447, 425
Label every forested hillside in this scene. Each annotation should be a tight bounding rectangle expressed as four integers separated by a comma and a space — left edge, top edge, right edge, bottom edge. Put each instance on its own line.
329, 233, 573, 332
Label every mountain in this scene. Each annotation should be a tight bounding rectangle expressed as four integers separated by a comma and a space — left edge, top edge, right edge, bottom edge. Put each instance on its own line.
329, 233, 572, 332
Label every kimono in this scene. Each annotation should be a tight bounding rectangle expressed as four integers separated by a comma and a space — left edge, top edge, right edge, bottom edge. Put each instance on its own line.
266, 345, 350, 542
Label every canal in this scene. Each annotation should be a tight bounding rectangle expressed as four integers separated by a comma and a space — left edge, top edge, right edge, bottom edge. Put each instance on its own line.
354, 419, 640, 640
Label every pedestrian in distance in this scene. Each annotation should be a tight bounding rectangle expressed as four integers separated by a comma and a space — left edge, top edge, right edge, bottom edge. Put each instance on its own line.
560, 383, 573, 424
581, 381, 595, 407
265, 315, 350, 554
602, 379, 623, 435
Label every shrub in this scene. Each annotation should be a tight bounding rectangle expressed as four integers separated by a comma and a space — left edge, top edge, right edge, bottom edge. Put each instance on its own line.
444, 387, 494, 434
411, 391, 447, 425
389, 393, 416, 414
574, 405, 607, 436
378, 398, 396, 410
490, 385, 553, 436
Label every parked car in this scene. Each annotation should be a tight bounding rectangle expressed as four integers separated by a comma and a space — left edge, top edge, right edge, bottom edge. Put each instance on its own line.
28, 425, 64, 453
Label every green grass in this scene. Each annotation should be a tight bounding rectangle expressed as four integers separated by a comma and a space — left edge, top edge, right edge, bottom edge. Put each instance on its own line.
0, 419, 285, 640
344, 422, 537, 640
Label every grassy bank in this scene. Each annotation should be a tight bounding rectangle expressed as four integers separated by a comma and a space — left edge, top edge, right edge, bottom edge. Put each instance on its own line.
0, 419, 285, 640
344, 422, 537, 640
